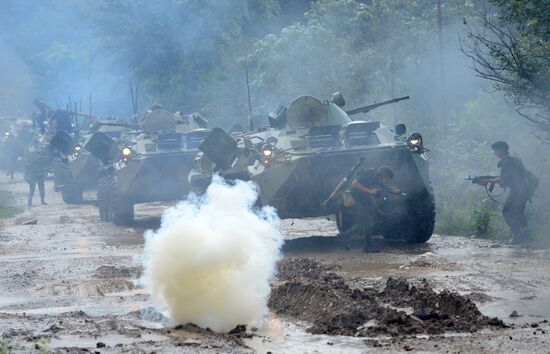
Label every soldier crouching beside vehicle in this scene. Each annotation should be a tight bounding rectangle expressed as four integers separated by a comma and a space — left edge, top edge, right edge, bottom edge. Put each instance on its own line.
338, 166, 402, 253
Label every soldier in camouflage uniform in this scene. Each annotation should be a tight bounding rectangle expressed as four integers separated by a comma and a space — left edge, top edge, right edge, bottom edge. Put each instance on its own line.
24, 142, 48, 206
478, 141, 535, 244
339, 166, 400, 253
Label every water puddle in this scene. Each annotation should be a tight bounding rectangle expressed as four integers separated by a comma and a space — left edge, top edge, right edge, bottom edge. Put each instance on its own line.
478, 289, 550, 323
280, 218, 337, 239
0, 296, 29, 307
48, 333, 167, 349
104, 288, 147, 297
0, 249, 138, 263
246, 315, 368, 354
0, 302, 144, 316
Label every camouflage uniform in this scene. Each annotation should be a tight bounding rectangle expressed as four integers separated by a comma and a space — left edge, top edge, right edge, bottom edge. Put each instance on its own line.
4, 137, 18, 179
33, 100, 49, 133
498, 155, 530, 243
24, 147, 48, 206
338, 168, 377, 252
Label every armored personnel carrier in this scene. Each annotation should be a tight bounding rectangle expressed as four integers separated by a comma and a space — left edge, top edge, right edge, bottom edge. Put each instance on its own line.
86, 105, 209, 225
49, 119, 133, 204
190, 92, 434, 243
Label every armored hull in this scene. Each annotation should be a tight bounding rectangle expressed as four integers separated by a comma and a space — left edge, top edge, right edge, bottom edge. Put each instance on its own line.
252, 145, 430, 219
87, 108, 210, 225
114, 151, 196, 204
70, 152, 101, 188
189, 93, 434, 243
52, 152, 101, 204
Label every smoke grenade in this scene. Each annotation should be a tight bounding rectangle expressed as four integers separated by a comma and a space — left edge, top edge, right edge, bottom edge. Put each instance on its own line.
142, 176, 283, 332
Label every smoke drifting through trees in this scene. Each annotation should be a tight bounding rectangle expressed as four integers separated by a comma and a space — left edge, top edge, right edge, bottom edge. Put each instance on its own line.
462, 2, 550, 143
0, 0, 548, 240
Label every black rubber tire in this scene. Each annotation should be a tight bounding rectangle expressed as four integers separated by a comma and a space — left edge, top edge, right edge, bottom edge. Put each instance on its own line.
51, 158, 65, 189
383, 190, 435, 244
97, 174, 134, 225
57, 161, 83, 204
97, 175, 113, 221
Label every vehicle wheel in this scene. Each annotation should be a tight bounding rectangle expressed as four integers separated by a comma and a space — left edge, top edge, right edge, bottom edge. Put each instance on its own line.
383, 190, 435, 244
112, 195, 134, 226
97, 174, 134, 225
57, 161, 83, 204
51, 158, 65, 188
97, 174, 113, 221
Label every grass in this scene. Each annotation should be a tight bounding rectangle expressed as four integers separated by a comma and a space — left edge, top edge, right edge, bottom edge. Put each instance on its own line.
0, 190, 21, 218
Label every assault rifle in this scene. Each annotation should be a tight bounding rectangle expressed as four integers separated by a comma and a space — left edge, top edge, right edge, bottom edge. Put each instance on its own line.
321, 158, 365, 208
377, 184, 408, 198
466, 175, 499, 192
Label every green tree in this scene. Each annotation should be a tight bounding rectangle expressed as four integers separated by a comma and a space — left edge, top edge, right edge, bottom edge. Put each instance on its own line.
462, 0, 550, 143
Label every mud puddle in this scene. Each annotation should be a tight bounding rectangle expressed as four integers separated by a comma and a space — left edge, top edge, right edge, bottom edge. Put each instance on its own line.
47, 332, 167, 349
479, 288, 550, 323
246, 315, 367, 354
0, 303, 144, 317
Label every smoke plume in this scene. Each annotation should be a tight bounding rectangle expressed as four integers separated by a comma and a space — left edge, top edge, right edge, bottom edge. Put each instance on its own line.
141, 176, 283, 332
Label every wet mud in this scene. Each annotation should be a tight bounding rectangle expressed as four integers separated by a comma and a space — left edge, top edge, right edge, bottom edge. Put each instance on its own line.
1, 175, 550, 353
270, 259, 505, 337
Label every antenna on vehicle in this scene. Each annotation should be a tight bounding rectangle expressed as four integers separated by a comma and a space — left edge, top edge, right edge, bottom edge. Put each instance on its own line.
130, 86, 136, 116
245, 61, 254, 132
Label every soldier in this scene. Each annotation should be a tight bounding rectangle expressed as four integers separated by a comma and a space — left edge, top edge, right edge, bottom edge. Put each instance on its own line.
339, 166, 400, 253
50, 109, 73, 134
32, 100, 49, 133
478, 141, 533, 244
24, 141, 48, 206
3, 133, 18, 179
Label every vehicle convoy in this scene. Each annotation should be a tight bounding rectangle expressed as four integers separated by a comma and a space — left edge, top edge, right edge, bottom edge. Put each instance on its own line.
49, 118, 133, 204
189, 92, 434, 243
85, 105, 209, 225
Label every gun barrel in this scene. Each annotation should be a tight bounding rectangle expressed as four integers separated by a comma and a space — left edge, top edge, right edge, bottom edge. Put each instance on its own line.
346, 96, 410, 116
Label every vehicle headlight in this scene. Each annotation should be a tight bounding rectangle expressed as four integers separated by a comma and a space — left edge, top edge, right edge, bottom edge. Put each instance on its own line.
74, 144, 82, 156
407, 133, 423, 151
121, 146, 132, 161
261, 144, 273, 166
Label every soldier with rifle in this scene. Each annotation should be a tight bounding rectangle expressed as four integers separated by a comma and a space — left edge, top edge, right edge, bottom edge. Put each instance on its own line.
323, 160, 404, 253
32, 100, 49, 133
469, 141, 538, 245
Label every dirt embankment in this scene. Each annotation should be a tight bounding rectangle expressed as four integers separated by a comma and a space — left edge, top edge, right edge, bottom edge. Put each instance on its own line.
269, 258, 506, 337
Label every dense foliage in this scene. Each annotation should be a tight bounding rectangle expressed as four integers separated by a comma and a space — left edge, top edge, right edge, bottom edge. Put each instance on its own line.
463, 0, 550, 142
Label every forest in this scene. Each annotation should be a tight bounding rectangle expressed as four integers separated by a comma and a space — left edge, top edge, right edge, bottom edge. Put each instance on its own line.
1, 0, 549, 241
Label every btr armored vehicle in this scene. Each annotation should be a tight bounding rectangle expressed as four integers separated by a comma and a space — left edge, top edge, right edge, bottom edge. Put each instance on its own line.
86, 105, 209, 225
50, 119, 133, 204
189, 93, 434, 243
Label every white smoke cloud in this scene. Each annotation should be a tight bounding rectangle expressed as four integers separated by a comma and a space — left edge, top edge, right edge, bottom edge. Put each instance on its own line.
141, 176, 283, 332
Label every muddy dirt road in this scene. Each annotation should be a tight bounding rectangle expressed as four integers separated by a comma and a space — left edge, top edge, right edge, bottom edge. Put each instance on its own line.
1, 175, 549, 353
